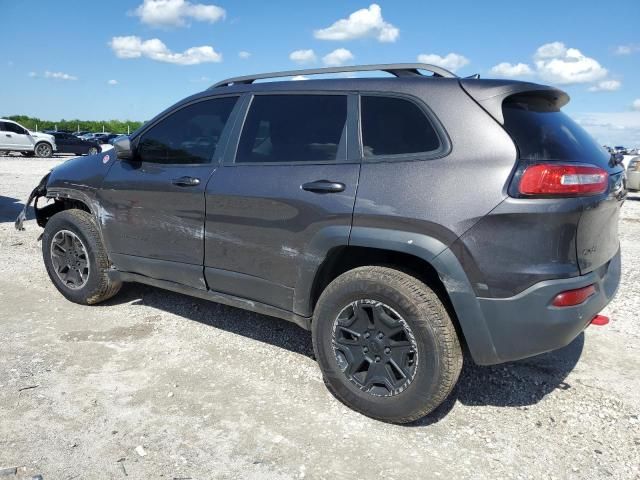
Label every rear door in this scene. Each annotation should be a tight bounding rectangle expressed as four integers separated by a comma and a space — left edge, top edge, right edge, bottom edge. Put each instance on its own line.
204, 93, 360, 314
98, 95, 240, 289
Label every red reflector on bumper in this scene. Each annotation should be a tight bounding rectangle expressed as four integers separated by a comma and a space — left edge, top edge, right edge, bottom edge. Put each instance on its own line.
552, 284, 596, 307
591, 315, 609, 326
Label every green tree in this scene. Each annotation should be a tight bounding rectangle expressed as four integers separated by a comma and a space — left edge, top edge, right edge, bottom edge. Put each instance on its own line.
4, 115, 144, 134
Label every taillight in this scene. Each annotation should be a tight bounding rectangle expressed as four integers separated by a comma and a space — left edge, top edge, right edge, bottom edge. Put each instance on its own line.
518, 163, 608, 196
551, 284, 596, 307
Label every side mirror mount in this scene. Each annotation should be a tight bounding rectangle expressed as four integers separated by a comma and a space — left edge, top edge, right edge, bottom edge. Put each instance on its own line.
113, 135, 133, 160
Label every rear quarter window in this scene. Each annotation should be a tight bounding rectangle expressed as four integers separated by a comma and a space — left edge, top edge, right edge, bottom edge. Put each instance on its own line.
360, 96, 441, 158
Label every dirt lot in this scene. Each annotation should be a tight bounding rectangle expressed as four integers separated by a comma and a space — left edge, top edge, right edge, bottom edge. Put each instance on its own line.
1, 155, 639, 480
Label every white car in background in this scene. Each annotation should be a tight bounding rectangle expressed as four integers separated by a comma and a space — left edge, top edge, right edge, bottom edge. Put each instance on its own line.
0, 119, 57, 157
627, 156, 640, 191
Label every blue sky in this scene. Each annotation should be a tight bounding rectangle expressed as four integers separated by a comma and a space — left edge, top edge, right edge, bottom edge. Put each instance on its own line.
1, 0, 639, 145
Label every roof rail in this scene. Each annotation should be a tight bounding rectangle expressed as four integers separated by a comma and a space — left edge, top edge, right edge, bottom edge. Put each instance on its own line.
210, 63, 457, 89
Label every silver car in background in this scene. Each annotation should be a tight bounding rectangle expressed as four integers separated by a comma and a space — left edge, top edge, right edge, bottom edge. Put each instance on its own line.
627, 156, 640, 191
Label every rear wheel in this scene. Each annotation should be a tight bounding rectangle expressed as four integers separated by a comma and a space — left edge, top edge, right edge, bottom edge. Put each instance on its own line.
34, 142, 53, 158
313, 266, 462, 424
87, 146, 99, 155
42, 209, 121, 304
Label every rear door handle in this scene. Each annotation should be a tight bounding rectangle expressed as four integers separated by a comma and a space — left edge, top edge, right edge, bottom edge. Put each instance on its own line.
172, 176, 201, 187
301, 180, 346, 193
5, 134, 12, 137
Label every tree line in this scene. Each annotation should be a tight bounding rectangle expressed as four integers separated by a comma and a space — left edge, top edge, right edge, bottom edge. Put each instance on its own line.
5, 115, 144, 134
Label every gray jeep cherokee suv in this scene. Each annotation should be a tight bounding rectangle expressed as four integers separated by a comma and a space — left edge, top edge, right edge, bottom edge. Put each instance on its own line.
16, 64, 624, 423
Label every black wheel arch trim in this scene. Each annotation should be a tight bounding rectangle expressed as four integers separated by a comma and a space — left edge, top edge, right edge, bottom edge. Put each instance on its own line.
297, 226, 500, 365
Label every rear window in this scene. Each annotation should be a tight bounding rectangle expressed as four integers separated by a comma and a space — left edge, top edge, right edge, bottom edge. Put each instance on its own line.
361, 96, 440, 157
503, 95, 609, 163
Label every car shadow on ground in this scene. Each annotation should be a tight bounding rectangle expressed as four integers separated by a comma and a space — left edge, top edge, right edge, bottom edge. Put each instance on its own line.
0, 195, 23, 224
105, 282, 584, 426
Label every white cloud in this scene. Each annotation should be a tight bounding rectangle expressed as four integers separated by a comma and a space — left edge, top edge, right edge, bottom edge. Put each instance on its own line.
588, 80, 621, 92
614, 44, 640, 55
109, 36, 222, 65
322, 48, 354, 67
490, 62, 533, 77
28, 72, 37, 78
133, 0, 225, 27
633, 99, 640, 111
238, 51, 251, 59
314, 4, 399, 43
291, 75, 308, 81
289, 49, 317, 64
417, 53, 469, 72
575, 112, 640, 147
108, 79, 119, 85
534, 42, 607, 84
44, 71, 78, 81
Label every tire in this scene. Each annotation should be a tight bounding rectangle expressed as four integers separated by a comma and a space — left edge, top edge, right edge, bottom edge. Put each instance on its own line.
34, 142, 53, 158
312, 266, 462, 424
87, 146, 99, 155
42, 209, 121, 305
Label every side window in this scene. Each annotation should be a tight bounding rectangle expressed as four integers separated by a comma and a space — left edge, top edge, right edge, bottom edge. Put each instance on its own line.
360, 96, 440, 158
235, 95, 347, 164
0, 122, 8, 132
4, 122, 27, 134
137, 96, 238, 164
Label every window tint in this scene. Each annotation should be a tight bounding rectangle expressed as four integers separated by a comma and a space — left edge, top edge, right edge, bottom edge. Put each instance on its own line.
502, 95, 609, 163
4, 122, 27, 134
361, 96, 440, 157
236, 95, 347, 163
137, 96, 237, 164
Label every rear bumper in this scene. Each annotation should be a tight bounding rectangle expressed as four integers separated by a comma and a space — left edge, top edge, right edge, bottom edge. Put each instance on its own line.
473, 247, 621, 364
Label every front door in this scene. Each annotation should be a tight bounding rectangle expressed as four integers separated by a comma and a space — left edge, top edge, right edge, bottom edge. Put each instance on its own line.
204, 93, 360, 314
98, 95, 240, 289
0, 121, 32, 150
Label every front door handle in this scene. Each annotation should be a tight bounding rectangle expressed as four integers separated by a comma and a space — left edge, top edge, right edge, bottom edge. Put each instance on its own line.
5, 134, 12, 137
172, 176, 201, 187
301, 180, 346, 194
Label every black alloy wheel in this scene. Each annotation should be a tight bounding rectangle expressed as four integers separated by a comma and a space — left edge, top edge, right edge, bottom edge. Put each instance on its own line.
49, 229, 90, 289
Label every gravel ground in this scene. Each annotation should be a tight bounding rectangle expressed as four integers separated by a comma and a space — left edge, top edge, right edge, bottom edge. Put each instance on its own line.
0, 155, 639, 480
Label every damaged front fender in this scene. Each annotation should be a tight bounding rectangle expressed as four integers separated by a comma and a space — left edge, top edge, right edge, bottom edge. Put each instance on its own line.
14, 173, 50, 231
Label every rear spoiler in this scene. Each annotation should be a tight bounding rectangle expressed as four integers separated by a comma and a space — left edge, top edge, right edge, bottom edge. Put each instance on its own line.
460, 79, 569, 124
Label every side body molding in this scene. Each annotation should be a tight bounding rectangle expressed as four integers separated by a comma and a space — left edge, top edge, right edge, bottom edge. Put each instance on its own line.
347, 226, 499, 365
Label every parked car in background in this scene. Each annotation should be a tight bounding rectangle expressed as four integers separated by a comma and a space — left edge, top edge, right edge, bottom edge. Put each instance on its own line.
15, 63, 625, 424
614, 146, 627, 155
627, 156, 640, 191
74, 131, 92, 137
94, 133, 120, 144
51, 132, 100, 156
0, 118, 56, 157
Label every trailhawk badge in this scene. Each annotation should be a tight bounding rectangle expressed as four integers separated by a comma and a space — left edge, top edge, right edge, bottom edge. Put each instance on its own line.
102, 154, 110, 164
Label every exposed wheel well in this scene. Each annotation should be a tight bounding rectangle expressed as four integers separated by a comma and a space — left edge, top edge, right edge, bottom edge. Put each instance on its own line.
35, 198, 91, 228
310, 246, 467, 348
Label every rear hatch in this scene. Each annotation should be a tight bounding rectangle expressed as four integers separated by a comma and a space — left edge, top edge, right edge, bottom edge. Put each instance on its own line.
462, 79, 625, 275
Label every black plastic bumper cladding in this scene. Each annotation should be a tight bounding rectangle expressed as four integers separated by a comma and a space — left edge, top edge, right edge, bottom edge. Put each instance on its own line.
476, 248, 620, 364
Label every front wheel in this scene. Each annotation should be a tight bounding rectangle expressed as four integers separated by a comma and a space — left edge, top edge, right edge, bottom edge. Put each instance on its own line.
313, 266, 462, 424
34, 142, 53, 158
87, 146, 99, 155
42, 209, 121, 304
